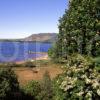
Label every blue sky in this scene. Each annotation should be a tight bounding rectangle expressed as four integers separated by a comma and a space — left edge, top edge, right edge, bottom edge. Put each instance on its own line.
0, 0, 68, 39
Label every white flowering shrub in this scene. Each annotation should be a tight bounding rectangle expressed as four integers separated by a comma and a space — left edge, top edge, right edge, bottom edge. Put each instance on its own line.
55, 54, 100, 100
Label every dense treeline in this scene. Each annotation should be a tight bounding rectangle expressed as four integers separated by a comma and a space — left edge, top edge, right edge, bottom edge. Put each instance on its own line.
49, 0, 100, 61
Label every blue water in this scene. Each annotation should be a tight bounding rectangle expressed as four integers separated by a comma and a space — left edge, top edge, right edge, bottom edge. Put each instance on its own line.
0, 41, 52, 62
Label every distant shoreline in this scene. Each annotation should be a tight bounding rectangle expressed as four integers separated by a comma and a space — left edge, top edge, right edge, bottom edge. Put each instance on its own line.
15, 53, 49, 64
0, 40, 53, 43
0, 52, 49, 64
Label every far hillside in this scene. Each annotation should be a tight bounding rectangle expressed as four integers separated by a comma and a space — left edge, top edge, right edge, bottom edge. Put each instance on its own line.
24, 33, 57, 42
0, 33, 57, 43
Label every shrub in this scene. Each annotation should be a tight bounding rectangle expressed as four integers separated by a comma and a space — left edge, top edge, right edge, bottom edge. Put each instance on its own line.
24, 61, 36, 68
55, 54, 100, 100
0, 62, 21, 68
37, 71, 54, 100
23, 80, 41, 100
23, 71, 54, 100
35, 60, 50, 67
0, 67, 19, 99
5, 62, 20, 68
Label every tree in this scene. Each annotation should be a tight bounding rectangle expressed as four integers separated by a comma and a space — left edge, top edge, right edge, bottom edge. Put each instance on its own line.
49, 0, 100, 60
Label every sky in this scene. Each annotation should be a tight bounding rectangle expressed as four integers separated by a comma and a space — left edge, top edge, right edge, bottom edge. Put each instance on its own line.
0, 0, 68, 39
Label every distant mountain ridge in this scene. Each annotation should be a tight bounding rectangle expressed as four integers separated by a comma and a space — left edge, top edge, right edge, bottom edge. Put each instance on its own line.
24, 33, 57, 42
0, 33, 57, 42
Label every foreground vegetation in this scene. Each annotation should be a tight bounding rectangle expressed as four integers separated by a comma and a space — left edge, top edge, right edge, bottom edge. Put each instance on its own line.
0, 54, 100, 100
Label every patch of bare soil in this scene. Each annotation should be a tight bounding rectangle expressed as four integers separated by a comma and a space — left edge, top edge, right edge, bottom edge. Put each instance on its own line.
14, 67, 63, 85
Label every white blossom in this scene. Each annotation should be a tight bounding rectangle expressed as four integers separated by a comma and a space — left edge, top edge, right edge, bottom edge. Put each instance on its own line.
76, 91, 84, 96
97, 89, 100, 96
92, 81, 99, 88
85, 78, 91, 84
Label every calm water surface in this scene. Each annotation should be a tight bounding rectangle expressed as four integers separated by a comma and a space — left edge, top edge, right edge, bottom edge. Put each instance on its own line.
0, 41, 52, 62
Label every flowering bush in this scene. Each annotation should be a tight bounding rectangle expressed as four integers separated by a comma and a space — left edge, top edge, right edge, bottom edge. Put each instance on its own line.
55, 54, 100, 100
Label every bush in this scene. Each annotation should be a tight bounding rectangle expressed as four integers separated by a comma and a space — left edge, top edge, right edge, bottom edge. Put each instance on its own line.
23, 80, 41, 100
37, 71, 54, 100
34, 60, 50, 67
0, 67, 19, 99
23, 71, 54, 100
0, 62, 21, 68
24, 61, 36, 68
6, 62, 20, 67
54, 54, 100, 100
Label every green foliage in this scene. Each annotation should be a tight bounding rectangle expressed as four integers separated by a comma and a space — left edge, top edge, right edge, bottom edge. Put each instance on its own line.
38, 71, 54, 100
49, 0, 100, 61
93, 57, 100, 68
0, 67, 19, 99
0, 62, 20, 68
23, 71, 54, 100
54, 54, 100, 100
34, 60, 50, 67
48, 48, 54, 58
24, 61, 36, 68
52, 75, 66, 100
48, 44, 61, 63
23, 80, 41, 99
5, 62, 20, 67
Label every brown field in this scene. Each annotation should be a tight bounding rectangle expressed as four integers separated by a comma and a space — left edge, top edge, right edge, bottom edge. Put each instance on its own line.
14, 61, 63, 85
